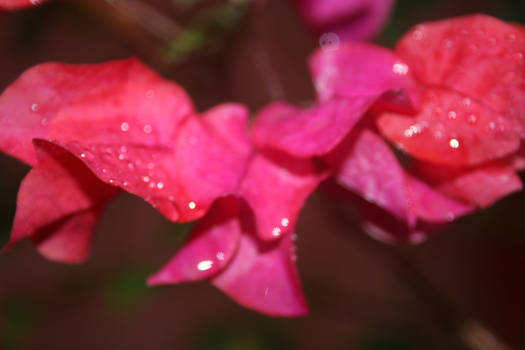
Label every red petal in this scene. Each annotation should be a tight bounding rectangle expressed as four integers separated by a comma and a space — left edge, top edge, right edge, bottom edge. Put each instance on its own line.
212, 229, 307, 317
438, 165, 522, 208
309, 42, 419, 107
148, 197, 241, 285
396, 14, 525, 136
7, 140, 117, 263
252, 98, 373, 157
0, 59, 184, 166
378, 88, 520, 166
239, 152, 324, 240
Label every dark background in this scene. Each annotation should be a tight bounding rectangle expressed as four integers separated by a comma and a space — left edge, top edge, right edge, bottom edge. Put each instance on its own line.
1, 0, 525, 349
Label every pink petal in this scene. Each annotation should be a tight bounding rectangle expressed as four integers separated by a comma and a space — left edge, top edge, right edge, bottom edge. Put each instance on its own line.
252, 98, 373, 157
404, 174, 473, 223
6, 140, 117, 263
0, 0, 45, 9
438, 165, 522, 208
239, 152, 324, 240
288, 0, 394, 41
212, 229, 307, 317
309, 42, 418, 107
328, 129, 414, 224
378, 88, 520, 166
396, 15, 525, 136
148, 197, 241, 285
0, 59, 187, 166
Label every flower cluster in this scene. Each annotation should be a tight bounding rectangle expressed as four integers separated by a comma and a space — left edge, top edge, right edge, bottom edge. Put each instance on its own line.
1, 4, 524, 317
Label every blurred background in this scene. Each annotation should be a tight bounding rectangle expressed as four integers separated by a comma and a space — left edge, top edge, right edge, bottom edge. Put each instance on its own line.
1, 0, 525, 349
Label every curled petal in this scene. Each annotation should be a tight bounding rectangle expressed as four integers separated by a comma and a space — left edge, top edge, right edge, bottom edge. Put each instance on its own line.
6, 140, 117, 263
378, 88, 520, 166
212, 225, 307, 317
252, 98, 373, 157
240, 152, 324, 241
148, 197, 241, 285
396, 14, 525, 136
289, 0, 394, 41
309, 42, 418, 107
328, 129, 415, 224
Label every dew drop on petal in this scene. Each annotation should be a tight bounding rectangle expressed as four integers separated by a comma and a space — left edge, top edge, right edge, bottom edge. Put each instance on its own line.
188, 201, 197, 210
216, 252, 225, 261
281, 217, 289, 227
156, 182, 164, 190
449, 138, 460, 149
197, 260, 213, 271
120, 122, 130, 132
31, 103, 40, 112
143, 125, 153, 134
392, 62, 409, 75
271, 227, 282, 237
447, 111, 457, 120
142, 176, 150, 183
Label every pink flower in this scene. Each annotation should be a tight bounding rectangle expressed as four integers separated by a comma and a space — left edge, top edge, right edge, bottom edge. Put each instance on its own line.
252, 14, 525, 242
0, 58, 324, 316
288, 0, 395, 41
0, 58, 251, 262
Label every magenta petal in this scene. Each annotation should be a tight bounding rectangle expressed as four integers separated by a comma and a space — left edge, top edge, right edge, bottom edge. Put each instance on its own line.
289, 0, 394, 41
148, 197, 241, 285
309, 42, 418, 106
7, 140, 117, 263
404, 174, 473, 223
252, 98, 373, 157
437, 165, 523, 208
240, 152, 323, 241
212, 230, 307, 317
0, 0, 45, 9
46, 102, 250, 222
329, 129, 414, 224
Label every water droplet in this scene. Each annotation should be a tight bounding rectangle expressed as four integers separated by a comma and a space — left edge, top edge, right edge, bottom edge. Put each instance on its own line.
149, 182, 156, 189
146, 89, 155, 99
392, 62, 409, 75
216, 252, 225, 261
448, 111, 457, 120
31, 103, 40, 112
108, 179, 115, 184
143, 124, 153, 134
188, 201, 197, 210
80, 153, 86, 158
142, 175, 150, 183
127, 162, 135, 170
449, 138, 460, 149
120, 122, 129, 132
281, 218, 289, 227
488, 122, 496, 130
147, 162, 155, 170
123, 181, 129, 187
462, 98, 471, 107
156, 182, 164, 190
197, 260, 213, 271
404, 124, 421, 137
118, 154, 125, 160
467, 114, 477, 124
412, 29, 423, 40
271, 227, 282, 237
508, 33, 517, 42
40, 118, 48, 126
